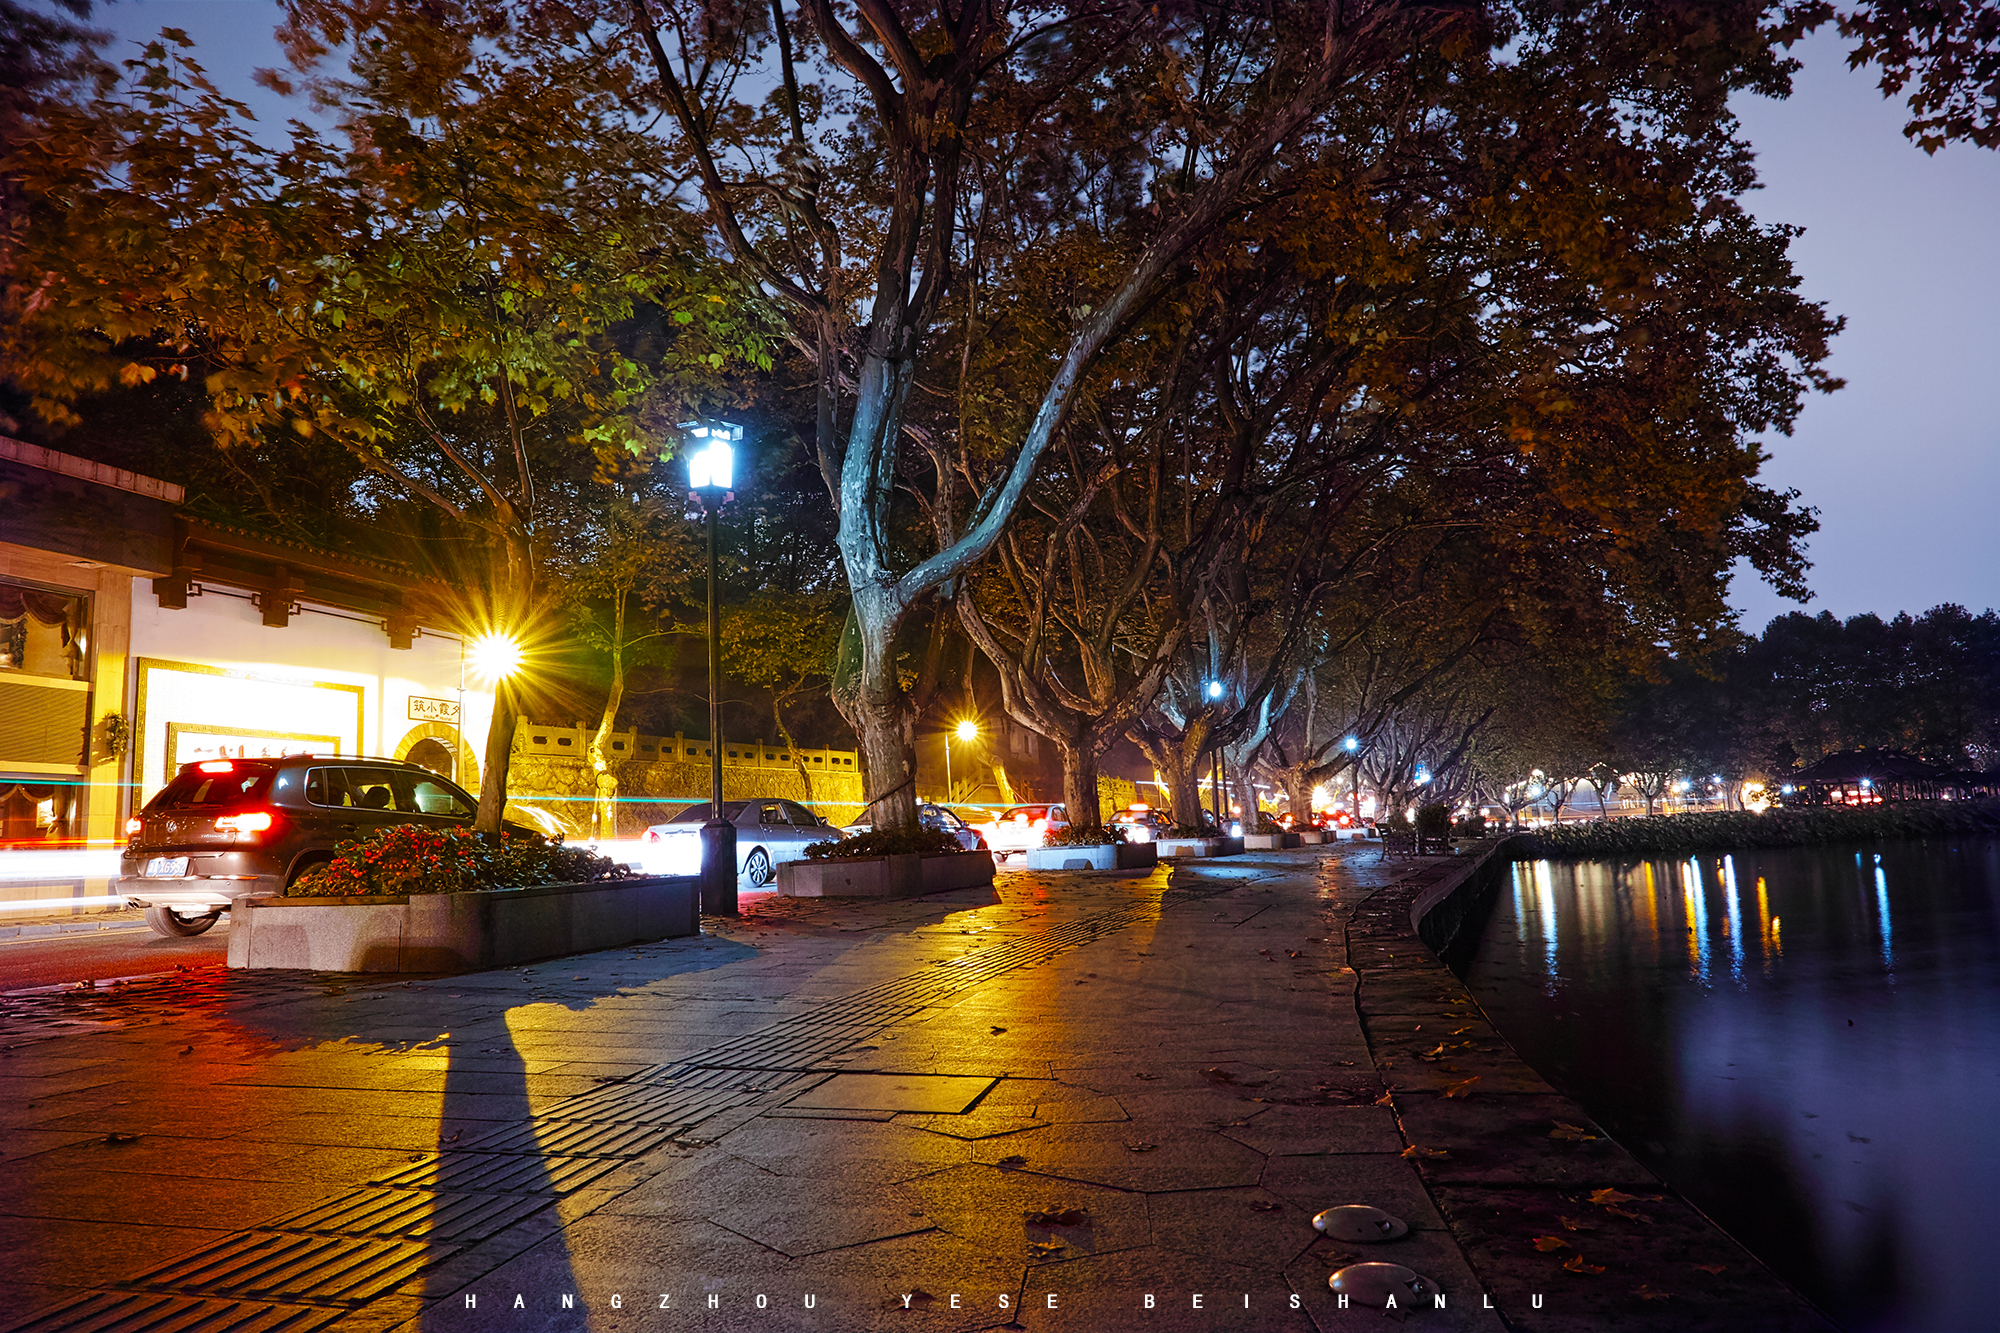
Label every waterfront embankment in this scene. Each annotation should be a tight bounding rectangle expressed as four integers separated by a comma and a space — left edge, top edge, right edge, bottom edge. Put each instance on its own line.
1515, 801, 2000, 860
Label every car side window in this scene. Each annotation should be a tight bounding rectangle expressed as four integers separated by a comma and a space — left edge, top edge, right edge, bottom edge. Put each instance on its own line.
760, 804, 787, 826
346, 769, 401, 811
401, 774, 475, 817
781, 801, 818, 827
306, 768, 354, 807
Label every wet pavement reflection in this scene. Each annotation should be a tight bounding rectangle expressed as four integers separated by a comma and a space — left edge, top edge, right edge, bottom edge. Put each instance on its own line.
1458, 837, 2000, 1333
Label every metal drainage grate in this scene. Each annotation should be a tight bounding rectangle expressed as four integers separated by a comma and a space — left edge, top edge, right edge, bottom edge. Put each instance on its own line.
3, 1292, 348, 1333
265, 1187, 554, 1244
120, 1232, 435, 1306
367, 1152, 623, 1195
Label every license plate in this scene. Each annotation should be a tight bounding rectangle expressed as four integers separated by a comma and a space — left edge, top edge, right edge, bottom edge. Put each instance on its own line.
144, 856, 189, 877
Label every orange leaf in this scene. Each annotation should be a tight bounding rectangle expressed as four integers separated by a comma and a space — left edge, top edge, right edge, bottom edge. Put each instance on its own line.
1400, 1145, 1449, 1160
1532, 1236, 1569, 1252
1693, 1264, 1726, 1275
1562, 1254, 1605, 1274
1590, 1188, 1640, 1205
1634, 1285, 1672, 1300
1441, 1076, 1482, 1099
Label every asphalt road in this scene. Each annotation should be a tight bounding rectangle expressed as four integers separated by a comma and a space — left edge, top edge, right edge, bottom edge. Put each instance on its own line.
0, 919, 230, 991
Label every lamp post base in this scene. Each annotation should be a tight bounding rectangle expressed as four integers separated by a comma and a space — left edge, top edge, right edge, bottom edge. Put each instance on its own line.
699, 819, 738, 917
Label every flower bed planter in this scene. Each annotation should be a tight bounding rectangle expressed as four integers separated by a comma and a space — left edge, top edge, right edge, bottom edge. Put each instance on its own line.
1156, 837, 1222, 858
1296, 830, 1325, 845
1243, 832, 1303, 850
774, 849, 995, 898
1023, 842, 1158, 872
226, 875, 699, 972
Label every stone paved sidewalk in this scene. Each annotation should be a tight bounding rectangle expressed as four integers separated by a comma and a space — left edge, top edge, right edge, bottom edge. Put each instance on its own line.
0, 845, 1825, 1332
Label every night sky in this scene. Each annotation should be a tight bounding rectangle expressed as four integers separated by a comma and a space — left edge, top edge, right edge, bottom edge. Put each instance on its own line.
83, 4, 2000, 632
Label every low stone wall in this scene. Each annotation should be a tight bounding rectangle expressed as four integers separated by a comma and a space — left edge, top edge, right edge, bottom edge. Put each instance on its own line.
227, 875, 699, 972
1022, 842, 1158, 872
506, 751, 866, 838
773, 850, 995, 899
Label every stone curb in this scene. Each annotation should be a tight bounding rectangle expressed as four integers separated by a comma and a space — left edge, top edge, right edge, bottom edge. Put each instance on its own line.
0, 919, 152, 940
1348, 844, 1839, 1331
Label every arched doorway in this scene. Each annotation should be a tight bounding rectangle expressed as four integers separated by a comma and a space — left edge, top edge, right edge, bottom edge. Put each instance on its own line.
404, 737, 457, 782
392, 722, 479, 791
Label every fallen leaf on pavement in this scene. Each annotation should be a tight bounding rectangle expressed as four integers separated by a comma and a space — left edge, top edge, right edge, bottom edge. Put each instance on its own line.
990, 1026, 1007, 1034
1693, 1264, 1727, 1275
1590, 1188, 1640, 1205
1399, 1145, 1449, 1160
1634, 1285, 1672, 1300
1249, 1201, 1282, 1212
1125, 1142, 1159, 1153
1604, 1205, 1654, 1224
1559, 1216, 1596, 1231
1441, 1076, 1481, 1099
1549, 1122, 1598, 1142
996, 1155, 1028, 1170
101, 1133, 140, 1145
1532, 1236, 1570, 1252
1024, 1208, 1089, 1226
1374, 1092, 1395, 1107
1028, 1241, 1065, 1260
1562, 1255, 1606, 1275
1132, 1072, 1160, 1080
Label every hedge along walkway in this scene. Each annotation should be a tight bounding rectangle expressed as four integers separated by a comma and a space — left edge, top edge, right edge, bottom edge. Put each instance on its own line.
1341, 846, 1837, 1332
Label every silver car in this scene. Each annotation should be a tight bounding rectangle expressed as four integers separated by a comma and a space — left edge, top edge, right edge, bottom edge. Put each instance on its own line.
838, 803, 989, 852
638, 799, 835, 887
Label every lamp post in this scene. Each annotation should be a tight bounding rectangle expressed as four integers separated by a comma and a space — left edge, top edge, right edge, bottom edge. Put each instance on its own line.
946, 718, 977, 805
1206, 680, 1225, 833
688, 424, 742, 916
1344, 735, 1360, 828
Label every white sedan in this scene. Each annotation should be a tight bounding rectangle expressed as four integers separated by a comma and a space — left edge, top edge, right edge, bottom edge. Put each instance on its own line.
638, 799, 836, 887
979, 803, 1071, 856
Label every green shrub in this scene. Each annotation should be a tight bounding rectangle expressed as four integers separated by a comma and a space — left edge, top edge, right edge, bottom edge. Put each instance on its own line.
1515, 801, 2000, 860
1455, 812, 1488, 838
802, 828, 964, 860
1044, 824, 1126, 847
1415, 802, 1453, 839
1252, 818, 1284, 834
289, 824, 630, 897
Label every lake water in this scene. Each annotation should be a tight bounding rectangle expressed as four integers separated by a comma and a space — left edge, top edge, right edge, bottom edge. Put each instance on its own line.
1456, 837, 2000, 1333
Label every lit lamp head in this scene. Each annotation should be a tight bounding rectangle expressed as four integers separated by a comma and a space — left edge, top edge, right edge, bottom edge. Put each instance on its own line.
1207, 680, 1224, 700
954, 719, 978, 742
685, 422, 742, 500
1344, 736, 1359, 752
467, 632, 523, 682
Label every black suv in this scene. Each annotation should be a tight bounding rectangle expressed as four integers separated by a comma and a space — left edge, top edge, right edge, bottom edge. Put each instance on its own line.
120, 755, 481, 936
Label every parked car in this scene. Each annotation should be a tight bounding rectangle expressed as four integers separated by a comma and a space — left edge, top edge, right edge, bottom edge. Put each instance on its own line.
980, 803, 1070, 856
1109, 804, 1171, 843
838, 804, 989, 852
119, 755, 493, 937
638, 799, 835, 886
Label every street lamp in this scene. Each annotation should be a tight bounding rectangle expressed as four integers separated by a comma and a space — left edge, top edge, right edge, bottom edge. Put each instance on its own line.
1344, 735, 1361, 827
688, 423, 742, 916
946, 718, 978, 804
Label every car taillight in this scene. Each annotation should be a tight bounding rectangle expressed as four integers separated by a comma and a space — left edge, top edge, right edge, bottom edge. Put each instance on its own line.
198, 760, 234, 773
642, 829, 658, 842
215, 811, 275, 834
125, 817, 142, 836
1033, 818, 1048, 832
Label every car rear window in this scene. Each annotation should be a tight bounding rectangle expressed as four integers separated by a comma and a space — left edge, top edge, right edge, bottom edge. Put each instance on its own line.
1000, 805, 1050, 821
668, 801, 746, 823
151, 765, 274, 809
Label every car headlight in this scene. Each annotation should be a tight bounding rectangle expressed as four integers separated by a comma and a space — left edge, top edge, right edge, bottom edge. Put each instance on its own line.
1127, 826, 1150, 842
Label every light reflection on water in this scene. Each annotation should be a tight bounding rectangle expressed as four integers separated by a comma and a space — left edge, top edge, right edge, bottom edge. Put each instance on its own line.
1459, 838, 2000, 1333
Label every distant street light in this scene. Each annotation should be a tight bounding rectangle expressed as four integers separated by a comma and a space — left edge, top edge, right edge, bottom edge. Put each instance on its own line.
946, 719, 978, 804
1205, 681, 1225, 831
688, 422, 743, 916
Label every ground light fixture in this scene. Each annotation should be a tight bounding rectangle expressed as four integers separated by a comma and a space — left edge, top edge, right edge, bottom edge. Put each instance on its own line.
688, 421, 745, 915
